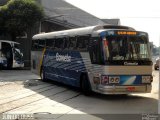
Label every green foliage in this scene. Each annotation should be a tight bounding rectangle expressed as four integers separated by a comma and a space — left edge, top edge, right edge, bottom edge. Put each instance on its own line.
0, 4, 8, 34
0, 0, 44, 40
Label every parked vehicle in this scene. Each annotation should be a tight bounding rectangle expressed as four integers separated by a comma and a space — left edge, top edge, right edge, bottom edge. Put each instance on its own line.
154, 57, 160, 70
0, 40, 24, 69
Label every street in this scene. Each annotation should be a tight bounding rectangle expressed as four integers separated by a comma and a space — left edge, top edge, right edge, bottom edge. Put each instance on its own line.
0, 69, 159, 120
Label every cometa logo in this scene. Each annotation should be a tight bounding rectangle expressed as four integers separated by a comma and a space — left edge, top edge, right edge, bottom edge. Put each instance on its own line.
56, 53, 71, 62
124, 62, 138, 65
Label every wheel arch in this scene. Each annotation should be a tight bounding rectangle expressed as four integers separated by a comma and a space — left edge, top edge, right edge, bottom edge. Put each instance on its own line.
80, 72, 91, 88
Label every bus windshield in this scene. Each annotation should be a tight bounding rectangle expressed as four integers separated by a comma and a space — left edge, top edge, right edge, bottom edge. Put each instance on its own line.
103, 34, 151, 64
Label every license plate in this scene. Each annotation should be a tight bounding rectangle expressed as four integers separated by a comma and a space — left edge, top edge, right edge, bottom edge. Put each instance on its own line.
127, 87, 135, 91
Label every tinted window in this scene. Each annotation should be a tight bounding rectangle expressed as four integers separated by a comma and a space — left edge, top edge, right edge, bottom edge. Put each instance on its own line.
54, 38, 64, 50
76, 36, 90, 51
32, 39, 45, 51
46, 39, 55, 49
32, 40, 39, 51
63, 37, 69, 50
68, 37, 77, 50
39, 40, 46, 49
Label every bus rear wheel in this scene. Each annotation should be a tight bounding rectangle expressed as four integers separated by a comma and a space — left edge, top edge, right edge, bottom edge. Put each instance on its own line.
81, 74, 92, 96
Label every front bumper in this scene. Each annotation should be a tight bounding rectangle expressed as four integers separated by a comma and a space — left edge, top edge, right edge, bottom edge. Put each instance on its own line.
95, 85, 151, 94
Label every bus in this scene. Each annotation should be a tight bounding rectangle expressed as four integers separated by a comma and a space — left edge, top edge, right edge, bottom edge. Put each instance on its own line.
31, 25, 153, 95
0, 40, 24, 69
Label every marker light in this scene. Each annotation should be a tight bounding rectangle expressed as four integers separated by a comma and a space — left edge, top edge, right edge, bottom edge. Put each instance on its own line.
101, 75, 109, 85
109, 76, 120, 84
142, 76, 152, 83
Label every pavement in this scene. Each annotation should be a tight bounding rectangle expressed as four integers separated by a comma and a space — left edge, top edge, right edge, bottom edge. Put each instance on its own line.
0, 69, 159, 120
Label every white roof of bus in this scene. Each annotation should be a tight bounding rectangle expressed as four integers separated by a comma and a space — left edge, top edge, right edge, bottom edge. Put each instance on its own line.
32, 25, 103, 40
32, 24, 135, 40
0, 40, 20, 44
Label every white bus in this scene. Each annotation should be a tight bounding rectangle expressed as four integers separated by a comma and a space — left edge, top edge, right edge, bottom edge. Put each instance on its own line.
0, 40, 24, 69
31, 25, 153, 95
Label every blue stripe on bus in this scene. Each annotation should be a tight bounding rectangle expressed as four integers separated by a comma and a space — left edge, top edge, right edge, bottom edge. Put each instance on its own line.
43, 50, 87, 87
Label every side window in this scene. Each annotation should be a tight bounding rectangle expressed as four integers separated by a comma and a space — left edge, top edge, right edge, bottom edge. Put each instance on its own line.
76, 35, 90, 51
68, 37, 77, 50
32, 40, 39, 51
32, 39, 45, 51
54, 38, 64, 50
63, 37, 69, 50
39, 40, 46, 50
89, 37, 103, 64
46, 39, 55, 49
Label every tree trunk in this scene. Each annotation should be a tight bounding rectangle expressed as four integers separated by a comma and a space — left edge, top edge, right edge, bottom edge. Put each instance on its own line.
26, 28, 32, 67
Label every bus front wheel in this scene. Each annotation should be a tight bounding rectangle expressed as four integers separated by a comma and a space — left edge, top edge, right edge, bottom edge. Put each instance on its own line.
80, 74, 92, 96
154, 67, 158, 70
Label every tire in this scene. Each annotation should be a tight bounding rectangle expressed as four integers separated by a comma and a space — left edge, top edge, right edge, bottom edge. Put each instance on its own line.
81, 74, 92, 96
154, 67, 158, 70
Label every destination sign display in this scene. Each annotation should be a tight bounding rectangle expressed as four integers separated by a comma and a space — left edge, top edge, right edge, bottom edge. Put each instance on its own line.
101, 30, 147, 37
117, 31, 137, 35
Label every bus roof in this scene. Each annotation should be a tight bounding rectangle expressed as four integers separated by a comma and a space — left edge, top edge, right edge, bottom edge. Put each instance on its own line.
0, 40, 20, 44
32, 24, 135, 40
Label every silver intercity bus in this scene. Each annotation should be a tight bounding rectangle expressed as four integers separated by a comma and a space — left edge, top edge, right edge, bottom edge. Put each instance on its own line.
31, 25, 153, 95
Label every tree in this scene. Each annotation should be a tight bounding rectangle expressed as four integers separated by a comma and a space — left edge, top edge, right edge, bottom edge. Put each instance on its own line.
0, 0, 44, 41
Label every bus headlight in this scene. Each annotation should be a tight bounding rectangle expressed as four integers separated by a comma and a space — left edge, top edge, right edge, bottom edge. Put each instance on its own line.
109, 76, 120, 84
142, 76, 152, 83
101, 75, 109, 85
93, 77, 100, 84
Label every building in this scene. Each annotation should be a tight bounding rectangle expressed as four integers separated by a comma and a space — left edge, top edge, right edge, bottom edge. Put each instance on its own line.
101, 19, 121, 25
38, 0, 106, 32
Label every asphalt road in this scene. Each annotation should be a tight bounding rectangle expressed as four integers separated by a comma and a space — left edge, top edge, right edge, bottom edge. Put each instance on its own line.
0, 69, 159, 120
